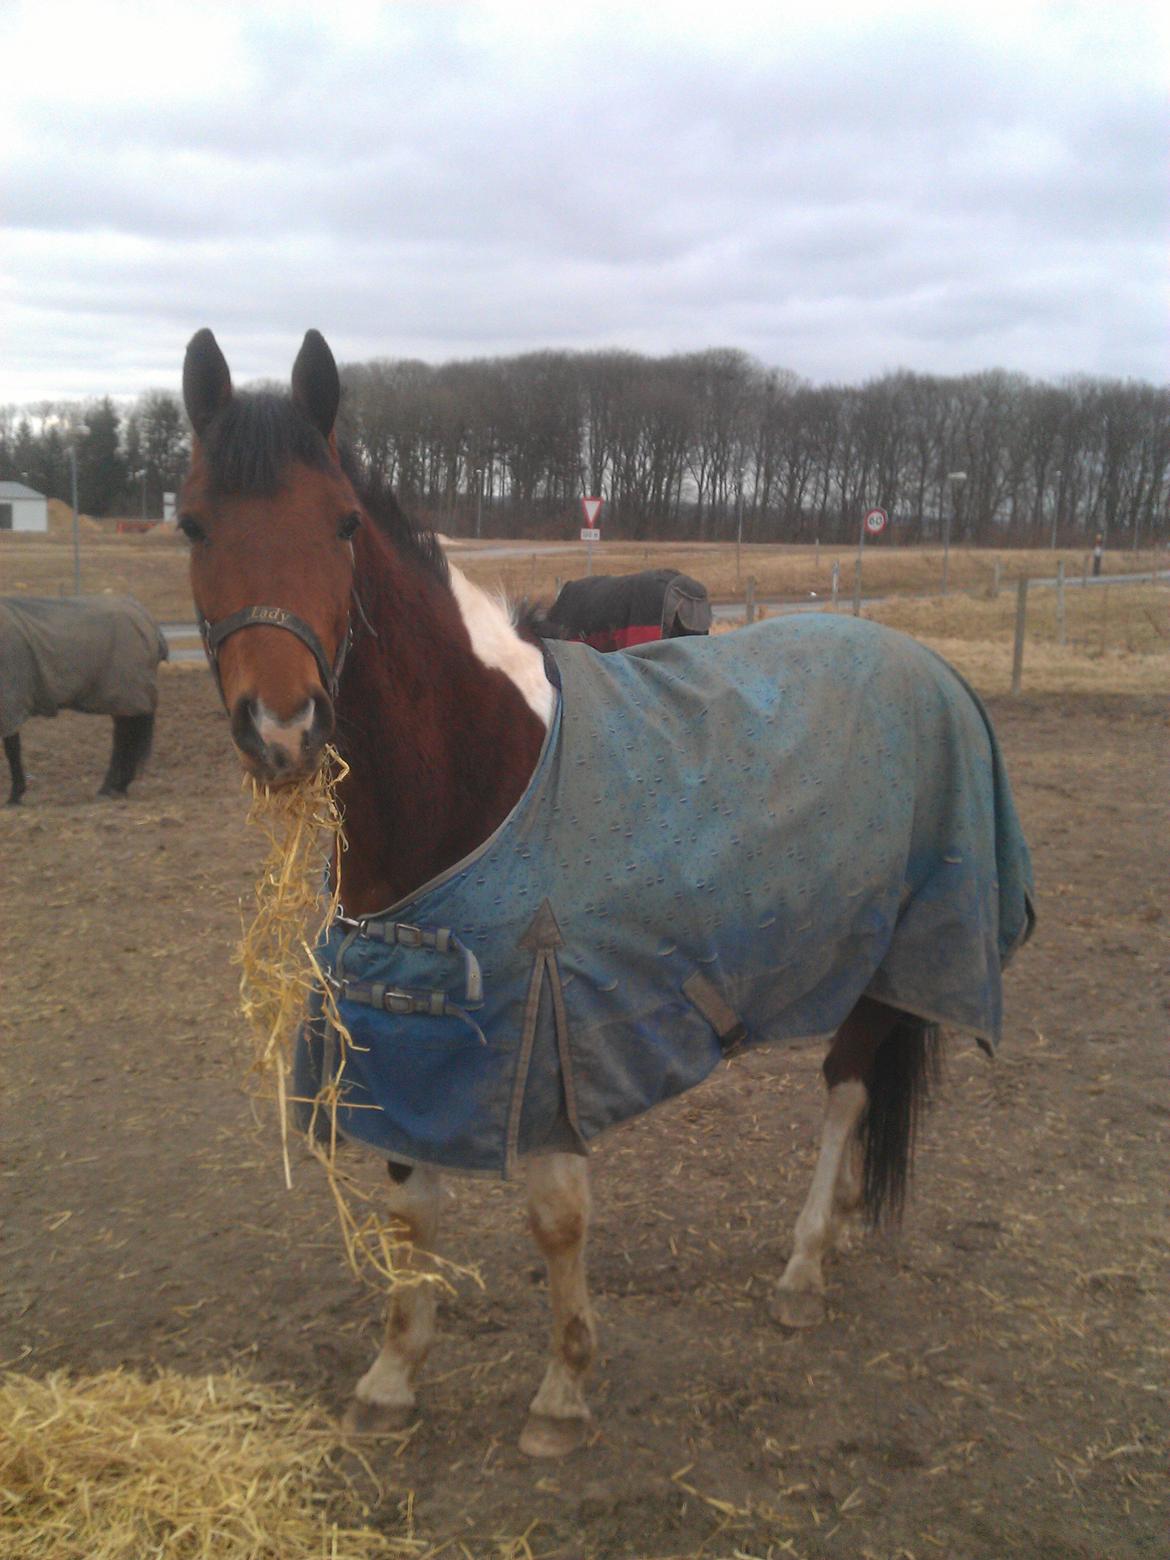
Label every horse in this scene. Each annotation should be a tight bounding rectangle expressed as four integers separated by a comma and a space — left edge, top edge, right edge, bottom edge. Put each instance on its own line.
542, 567, 711, 651
1, 595, 168, 805
180, 328, 1034, 1458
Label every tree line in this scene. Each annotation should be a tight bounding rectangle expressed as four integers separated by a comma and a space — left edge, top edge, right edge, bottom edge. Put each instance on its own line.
4, 352, 1167, 548
0, 392, 188, 520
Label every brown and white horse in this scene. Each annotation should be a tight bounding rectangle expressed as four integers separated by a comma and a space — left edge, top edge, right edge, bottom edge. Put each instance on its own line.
181, 328, 942, 1457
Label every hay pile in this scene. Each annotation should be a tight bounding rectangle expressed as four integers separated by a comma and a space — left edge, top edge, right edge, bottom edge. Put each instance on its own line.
0, 1368, 407, 1559
45, 498, 102, 535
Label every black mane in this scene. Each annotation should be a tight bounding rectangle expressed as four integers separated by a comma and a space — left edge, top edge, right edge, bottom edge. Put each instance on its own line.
201, 390, 448, 589
202, 392, 332, 496
339, 447, 450, 590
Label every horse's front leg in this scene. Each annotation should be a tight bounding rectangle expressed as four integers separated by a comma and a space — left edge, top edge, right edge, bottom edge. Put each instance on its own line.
520, 1152, 596, 1458
344, 1161, 442, 1435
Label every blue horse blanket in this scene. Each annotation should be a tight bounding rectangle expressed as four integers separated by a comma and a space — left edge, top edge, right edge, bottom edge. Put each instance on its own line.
297, 614, 1034, 1176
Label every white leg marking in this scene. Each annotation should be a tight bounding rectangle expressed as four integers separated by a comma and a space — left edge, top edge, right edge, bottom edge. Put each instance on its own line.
520, 1153, 595, 1456
772, 1079, 868, 1327
348, 1166, 442, 1430
448, 566, 555, 727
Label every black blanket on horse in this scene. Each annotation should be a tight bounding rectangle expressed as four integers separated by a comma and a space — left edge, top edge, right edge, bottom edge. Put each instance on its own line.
547, 569, 711, 650
0, 595, 169, 740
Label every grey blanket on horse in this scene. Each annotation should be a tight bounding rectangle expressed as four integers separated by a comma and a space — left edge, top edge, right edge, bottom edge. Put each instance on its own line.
0, 595, 169, 740
299, 615, 1034, 1176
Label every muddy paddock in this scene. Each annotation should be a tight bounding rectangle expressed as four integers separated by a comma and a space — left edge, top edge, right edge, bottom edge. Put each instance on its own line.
2, 667, 1166, 1558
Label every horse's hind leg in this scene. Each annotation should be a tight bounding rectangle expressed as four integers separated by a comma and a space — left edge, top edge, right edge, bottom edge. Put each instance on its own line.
770, 996, 899, 1329
344, 1162, 442, 1435
520, 1152, 596, 1458
5, 733, 26, 805
99, 714, 154, 797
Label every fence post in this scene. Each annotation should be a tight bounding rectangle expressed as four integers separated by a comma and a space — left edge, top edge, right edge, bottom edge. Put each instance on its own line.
1011, 577, 1029, 695
831, 559, 840, 611
745, 575, 756, 624
1056, 559, 1066, 647
852, 558, 862, 617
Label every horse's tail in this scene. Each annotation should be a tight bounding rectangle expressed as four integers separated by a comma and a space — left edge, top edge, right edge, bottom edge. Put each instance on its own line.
858, 1015, 943, 1227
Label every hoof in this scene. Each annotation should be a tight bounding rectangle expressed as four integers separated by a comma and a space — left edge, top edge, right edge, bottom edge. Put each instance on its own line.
342, 1397, 416, 1437
769, 1285, 827, 1330
519, 1411, 590, 1459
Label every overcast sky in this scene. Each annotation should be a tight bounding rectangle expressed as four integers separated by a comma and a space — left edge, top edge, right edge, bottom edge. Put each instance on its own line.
2, 0, 1166, 405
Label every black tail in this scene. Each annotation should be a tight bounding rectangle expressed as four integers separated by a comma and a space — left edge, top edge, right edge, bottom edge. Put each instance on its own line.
859, 1017, 943, 1227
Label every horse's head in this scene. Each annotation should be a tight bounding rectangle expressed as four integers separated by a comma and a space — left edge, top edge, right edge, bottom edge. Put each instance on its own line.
180, 328, 361, 785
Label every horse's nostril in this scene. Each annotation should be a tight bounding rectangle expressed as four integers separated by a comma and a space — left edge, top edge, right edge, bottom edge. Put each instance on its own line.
230, 697, 266, 761
310, 691, 336, 746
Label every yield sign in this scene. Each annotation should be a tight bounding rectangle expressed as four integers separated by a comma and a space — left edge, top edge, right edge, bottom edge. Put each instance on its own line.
581, 496, 603, 526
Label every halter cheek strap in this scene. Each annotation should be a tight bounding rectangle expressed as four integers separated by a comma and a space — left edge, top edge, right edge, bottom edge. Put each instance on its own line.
198, 604, 350, 704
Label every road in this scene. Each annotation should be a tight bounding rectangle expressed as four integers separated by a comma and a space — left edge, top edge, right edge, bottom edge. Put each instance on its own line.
161, 568, 1169, 656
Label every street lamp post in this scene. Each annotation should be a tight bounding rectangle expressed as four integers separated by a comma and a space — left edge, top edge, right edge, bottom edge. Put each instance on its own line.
1049, 468, 1062, 550
474, 467, 483, 540
69, 445, 80, 595
944, 470, 967, 596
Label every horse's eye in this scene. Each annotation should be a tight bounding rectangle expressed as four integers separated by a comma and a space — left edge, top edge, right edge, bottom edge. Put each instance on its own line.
338, 511, 362, 541
178, 514, 207, 544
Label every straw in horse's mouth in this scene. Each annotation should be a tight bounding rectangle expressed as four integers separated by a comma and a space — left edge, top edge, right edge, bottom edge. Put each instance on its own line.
234, 747, 321, 788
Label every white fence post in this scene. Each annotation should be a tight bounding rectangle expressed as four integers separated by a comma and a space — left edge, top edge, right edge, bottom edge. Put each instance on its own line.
1011, 578, 1029, 695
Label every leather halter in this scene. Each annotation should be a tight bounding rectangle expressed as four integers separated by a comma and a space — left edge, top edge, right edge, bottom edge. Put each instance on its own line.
197, 603, 351, 705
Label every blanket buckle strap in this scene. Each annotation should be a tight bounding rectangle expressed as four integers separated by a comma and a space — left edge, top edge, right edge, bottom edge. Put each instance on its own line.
341, 916, 484, 1007
339, 977, 487, 1046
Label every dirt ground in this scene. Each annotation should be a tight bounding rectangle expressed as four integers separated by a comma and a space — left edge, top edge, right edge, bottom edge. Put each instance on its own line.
2, 666, 1167, 1559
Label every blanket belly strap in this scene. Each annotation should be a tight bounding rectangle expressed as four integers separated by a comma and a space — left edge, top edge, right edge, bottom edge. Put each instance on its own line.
683, 971, 748, 1055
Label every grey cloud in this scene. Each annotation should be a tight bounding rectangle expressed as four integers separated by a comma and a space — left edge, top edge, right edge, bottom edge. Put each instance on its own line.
2, 6, 1166, 401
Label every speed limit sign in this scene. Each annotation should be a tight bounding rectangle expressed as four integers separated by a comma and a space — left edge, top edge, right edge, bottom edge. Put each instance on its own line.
863, 508, 888, 535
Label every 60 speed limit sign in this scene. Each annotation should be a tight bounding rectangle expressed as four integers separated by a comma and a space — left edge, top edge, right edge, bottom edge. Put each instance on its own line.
863, 507, 888, 535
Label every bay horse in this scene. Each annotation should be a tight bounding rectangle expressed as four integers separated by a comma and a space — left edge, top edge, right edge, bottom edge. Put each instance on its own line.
1, 595, 167, 805
180, 329, 1034, 1458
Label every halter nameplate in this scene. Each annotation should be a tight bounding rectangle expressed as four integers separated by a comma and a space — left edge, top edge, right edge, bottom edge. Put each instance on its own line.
198, 603, 349, 703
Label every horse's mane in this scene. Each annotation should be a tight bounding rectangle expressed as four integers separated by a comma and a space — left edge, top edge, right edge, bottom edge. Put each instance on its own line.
200, 390, 449, 589
202, 392, 333, 496
338, 447, 450, 590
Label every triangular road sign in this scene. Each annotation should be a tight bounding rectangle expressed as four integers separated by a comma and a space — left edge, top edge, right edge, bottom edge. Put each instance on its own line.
581, 497, 603, 525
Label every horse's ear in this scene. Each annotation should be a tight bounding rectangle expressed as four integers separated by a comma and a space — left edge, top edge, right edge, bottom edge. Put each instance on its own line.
291, 329, 340, 441
183, 329, 232, 438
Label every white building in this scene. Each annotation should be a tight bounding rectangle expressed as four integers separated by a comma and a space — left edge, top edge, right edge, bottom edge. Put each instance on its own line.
0, 481, 49, 533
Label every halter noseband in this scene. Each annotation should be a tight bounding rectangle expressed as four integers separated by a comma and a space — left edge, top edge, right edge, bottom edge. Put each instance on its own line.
198, 603, 351, 705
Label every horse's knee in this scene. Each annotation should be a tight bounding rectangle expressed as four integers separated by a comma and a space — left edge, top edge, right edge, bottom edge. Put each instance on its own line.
384, 1162, 441, 1247
527, 1156, 590, 1258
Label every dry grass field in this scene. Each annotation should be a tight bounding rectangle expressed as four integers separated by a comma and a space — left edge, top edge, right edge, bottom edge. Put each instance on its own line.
2, 522, 1165, 622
